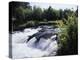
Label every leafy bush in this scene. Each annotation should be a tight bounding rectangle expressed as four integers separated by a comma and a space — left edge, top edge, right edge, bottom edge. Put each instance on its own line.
58, 14, 78, 55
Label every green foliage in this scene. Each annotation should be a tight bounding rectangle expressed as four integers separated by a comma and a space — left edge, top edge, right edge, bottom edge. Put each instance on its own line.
58, 13, 78, 55
11, 2, 76, 24
32, 6, 43, 21
67, 15, 78, 54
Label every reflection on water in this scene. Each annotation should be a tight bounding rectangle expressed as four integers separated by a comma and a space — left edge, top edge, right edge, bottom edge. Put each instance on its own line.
11, 25, 60, 59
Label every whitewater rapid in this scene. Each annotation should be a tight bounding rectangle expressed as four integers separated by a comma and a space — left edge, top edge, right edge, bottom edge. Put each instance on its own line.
11, 27, 58, 59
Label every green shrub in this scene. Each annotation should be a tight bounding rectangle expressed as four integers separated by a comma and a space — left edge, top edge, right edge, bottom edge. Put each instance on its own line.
58, 14, 78, 55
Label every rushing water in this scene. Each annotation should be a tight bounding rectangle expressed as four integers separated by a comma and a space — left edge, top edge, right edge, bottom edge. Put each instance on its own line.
11, 26, 60, 59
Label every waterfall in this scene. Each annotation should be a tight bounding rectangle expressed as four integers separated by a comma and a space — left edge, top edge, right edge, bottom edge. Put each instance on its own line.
11, 26, 59, 58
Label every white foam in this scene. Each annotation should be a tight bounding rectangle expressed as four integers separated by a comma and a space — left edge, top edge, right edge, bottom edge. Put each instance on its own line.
11, 28, 58, 58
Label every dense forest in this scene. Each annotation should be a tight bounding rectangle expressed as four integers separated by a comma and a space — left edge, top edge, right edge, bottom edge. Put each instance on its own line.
9, 2, 78, 55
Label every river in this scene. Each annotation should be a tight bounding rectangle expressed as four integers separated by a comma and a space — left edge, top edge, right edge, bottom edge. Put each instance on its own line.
10, 25, 60, 59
